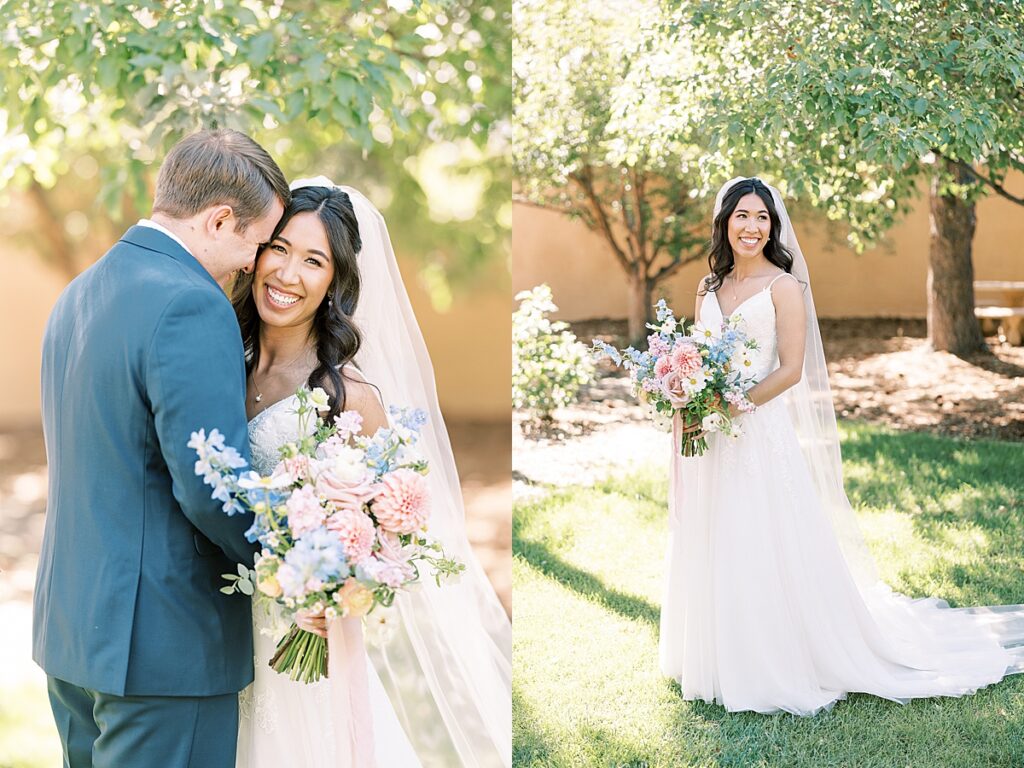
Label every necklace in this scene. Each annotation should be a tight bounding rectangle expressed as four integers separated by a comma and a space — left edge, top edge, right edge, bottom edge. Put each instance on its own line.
727, 271, 777, 301
251, 346, 315, 404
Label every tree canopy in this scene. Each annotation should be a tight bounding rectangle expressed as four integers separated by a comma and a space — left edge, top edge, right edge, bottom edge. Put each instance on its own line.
513, 0, 715, 340
660, 0, 1024, 249
0, 0, 510, 300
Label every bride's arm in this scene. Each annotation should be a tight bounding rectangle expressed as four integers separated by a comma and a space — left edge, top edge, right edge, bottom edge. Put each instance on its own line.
741, 274, 806, 410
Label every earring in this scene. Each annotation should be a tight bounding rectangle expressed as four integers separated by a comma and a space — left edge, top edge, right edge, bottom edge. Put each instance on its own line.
327, 294, 334, 308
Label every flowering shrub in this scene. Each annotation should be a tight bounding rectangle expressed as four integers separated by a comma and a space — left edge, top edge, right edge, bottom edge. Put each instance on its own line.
512, 284, 594, 419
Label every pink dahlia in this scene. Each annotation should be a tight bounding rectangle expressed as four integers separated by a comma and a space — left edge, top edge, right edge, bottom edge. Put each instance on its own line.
371, 469, 431, 534
325, 507, 376, 564
670, 342, 702, 376
654, 355, 673, 378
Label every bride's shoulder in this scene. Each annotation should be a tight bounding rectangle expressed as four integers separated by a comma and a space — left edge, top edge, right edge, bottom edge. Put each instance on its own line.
337, 365, 388, 433
767, 271, 804, 313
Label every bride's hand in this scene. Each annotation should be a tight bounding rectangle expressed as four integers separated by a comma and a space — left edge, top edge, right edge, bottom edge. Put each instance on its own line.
296, 607, 329, 638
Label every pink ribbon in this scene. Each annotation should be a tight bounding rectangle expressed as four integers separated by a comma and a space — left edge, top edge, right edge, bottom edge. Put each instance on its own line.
327, 616, 376, 767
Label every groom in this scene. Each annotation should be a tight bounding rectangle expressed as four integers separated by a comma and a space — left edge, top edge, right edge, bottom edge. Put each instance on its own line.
33, 129, 288, 768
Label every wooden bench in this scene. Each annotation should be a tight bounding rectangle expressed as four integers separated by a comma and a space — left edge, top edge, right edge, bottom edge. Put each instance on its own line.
974, 281, 1024, 345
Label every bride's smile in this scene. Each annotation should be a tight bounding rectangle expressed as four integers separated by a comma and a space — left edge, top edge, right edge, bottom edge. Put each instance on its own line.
727, 193, 771, 259
253, 211, 335, 327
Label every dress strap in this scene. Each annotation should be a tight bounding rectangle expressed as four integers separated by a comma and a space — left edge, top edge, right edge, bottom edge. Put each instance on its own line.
766, 272, 798, 291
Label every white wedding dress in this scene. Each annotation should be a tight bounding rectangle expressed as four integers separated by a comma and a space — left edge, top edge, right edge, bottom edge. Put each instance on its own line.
659, 279, 1024, 715
235, 392, 422, 767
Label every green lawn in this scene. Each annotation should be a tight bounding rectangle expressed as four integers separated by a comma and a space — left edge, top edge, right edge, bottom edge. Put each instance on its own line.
513, 421, 1024, 768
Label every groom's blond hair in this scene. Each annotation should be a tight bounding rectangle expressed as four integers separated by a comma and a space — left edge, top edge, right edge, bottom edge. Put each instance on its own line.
152, 129, 290, 232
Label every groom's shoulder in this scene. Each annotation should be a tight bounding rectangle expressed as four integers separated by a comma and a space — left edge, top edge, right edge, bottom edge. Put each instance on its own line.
98, 230, 223, 305
56, 231, 229, 336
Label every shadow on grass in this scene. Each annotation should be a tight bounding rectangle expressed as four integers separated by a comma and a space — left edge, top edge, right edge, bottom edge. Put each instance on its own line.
839, 425, 1024, 605
512, 688, 566, 766
513, 535, 661, 628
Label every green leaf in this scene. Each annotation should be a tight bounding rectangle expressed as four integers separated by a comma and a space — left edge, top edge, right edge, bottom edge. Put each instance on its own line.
237, 579, 255, 596
127, 53, 164, 69
96, 55, 119, 90
913, 98, 927, 116
219, 586, 236, 595
247, 31, 274, 67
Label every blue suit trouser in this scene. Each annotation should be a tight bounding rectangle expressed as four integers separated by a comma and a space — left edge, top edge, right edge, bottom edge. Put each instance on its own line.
46, 675, 238, 768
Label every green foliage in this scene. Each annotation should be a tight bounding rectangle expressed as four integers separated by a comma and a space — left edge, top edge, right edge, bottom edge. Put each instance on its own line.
0, 0, 511, 292
657, 0, 1024, 250
513, 422, 1024, 766
512, 284, 593, 419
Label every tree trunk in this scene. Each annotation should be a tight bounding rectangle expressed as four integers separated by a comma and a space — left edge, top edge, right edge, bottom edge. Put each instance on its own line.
626, 271, 653, 347
927, 161, 987, 355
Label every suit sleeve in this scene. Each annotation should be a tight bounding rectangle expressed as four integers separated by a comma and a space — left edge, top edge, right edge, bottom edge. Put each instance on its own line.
146, 286, 260, 565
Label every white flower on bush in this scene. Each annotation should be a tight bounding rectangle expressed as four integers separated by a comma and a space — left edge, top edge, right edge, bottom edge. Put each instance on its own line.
512, 284, 594, 419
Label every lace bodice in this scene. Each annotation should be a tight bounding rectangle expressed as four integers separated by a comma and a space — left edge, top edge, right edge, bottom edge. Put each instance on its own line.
702, 281, 785, 383
246, 395, 311, 475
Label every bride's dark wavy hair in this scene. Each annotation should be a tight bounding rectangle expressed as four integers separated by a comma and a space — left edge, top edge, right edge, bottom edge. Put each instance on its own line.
702, 177, 797, 295
231, 185, 363, 424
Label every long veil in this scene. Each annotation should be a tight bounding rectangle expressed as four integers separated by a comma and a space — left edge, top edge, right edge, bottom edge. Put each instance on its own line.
292, 177, 512, 766
713, 176, 1024, 669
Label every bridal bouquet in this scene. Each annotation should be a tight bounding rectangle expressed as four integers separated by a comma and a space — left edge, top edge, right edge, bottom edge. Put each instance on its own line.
592, 300, 759, 456
189, 387, 464, 683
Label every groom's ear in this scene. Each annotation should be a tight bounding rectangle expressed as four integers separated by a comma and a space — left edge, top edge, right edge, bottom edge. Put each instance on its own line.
205, 204, 236, 235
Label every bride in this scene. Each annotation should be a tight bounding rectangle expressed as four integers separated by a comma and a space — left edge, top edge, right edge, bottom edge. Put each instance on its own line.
659, 176, 1024, 715
231, 177, 511, 765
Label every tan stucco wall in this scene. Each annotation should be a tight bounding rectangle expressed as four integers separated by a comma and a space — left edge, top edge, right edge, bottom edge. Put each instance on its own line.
0, 237, 509, 425
513, 172, 1024, 320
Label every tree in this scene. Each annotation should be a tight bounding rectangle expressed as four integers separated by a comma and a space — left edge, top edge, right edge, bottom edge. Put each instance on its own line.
664, 0, 1024, 355
0, 0, 510, 301
513, 0, 714, 343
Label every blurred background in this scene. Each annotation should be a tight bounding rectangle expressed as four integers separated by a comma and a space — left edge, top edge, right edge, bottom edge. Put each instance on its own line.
0, 2, 509, 765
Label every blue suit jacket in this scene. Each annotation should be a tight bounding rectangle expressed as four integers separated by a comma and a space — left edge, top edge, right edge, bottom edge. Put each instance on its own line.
33, 225, 260, 697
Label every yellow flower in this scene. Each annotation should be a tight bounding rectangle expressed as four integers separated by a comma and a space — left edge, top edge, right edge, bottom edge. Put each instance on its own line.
257, 573, 282, 598
255, 556, 282, 597
335, 577, 375, 618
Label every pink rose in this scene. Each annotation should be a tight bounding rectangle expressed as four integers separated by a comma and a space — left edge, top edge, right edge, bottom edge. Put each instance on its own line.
316, 454, 378, 511
670, 342, 702, 376
660, 370, 691, 408
285, 484, 327, 537
325, 507, 376, 564
371, 469, 431, 534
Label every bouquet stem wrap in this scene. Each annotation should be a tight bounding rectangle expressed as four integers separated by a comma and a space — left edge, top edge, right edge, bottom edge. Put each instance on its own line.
328, 616, 375, 767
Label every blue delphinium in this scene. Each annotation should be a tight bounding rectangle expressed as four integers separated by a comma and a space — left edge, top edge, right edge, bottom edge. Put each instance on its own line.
276, 527, 350, 599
